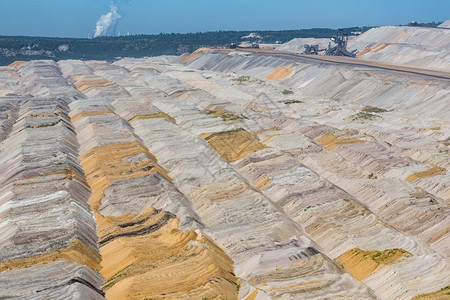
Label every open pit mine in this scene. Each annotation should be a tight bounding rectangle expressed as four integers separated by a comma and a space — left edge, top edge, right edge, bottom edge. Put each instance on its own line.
0, 23, 449, 300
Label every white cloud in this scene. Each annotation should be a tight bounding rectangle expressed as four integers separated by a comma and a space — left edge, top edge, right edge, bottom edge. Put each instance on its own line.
94, 5, 121, 38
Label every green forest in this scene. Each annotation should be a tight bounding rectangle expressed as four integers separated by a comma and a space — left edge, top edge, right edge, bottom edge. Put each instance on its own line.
1, 26, 372, 65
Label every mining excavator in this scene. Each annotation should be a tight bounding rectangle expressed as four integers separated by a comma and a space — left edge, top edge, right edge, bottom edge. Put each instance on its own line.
304, 29, 358, 57
304, 44, 321, 55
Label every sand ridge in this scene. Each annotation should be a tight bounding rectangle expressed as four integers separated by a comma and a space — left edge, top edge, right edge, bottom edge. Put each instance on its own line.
336, 248, 411, 280
70, 100, 239, 299
266, 64, 295, 80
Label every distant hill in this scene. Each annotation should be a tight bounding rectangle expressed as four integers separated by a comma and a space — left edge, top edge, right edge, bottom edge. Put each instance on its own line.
0, 27, 373, 65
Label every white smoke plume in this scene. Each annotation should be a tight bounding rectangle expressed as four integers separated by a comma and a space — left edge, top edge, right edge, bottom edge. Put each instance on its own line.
94, 5, 121, 38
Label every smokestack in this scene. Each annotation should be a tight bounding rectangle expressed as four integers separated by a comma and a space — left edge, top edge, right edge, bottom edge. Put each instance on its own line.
93, 4, 121, 38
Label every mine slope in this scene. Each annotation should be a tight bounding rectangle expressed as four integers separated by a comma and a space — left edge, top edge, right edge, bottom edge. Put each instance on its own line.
0, 23, 449, 300
279, 23, 450, 72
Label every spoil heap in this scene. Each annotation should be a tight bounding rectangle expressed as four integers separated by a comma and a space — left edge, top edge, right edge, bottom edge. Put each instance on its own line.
348, 25, 450, 71
0, 98, 104, 299
69, 99, 237, 299
0, 30, 448, 299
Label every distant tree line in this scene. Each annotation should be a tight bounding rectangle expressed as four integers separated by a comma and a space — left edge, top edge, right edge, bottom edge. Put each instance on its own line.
1, 26, 373, 65
402, 21, 443, 27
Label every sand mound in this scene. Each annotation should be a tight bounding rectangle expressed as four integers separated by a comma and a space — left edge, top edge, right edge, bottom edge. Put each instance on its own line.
317, 133, 365, 151
406, 165, 446, 183
72, 102, 238, 299
202, 128, 266, 162
336, 248, 411, 280
265, 64, 295, 80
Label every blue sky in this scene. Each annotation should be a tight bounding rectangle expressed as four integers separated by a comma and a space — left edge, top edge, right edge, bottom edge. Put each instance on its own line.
0, 0, 448, 38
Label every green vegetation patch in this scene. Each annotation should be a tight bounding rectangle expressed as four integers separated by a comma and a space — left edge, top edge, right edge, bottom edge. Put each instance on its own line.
370, 248, 408, 263
361, 106, 388, 113
282, 89, 294, 95
204, 109, 242, 121
282, 100, 302, 104
232, 76, 250, 84
368, 173, 378, 179
351, 112, 381, 122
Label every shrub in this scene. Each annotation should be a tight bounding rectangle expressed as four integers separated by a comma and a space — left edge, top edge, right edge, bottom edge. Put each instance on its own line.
362, 106, 388, 113
232, 76, 250, 83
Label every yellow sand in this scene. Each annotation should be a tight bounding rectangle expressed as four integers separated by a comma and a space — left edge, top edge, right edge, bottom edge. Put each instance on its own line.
317, 133, 365, 151
357, 48, 372, 57
245, 290, 259, 300
266, 64, 295, 80
202, 128, 266, 162
406, 165, 446, 183
254, 175, 273, 190
357, 43, 389, 57
372, 43, 389, 53
128, 112, 176, 123
0, 239, 101, 272
14, 168, 88, 186
8, 61, 24, 67
75, 79, 115, 92
180, 52, 200, 64
419, 126, 442, 134
204, 108, 241, 122
71, 109, 114, 122
104, 229, 237, 299
413, 285, 450, 300
336, 248, 411, 280
75, 116, 238, 298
